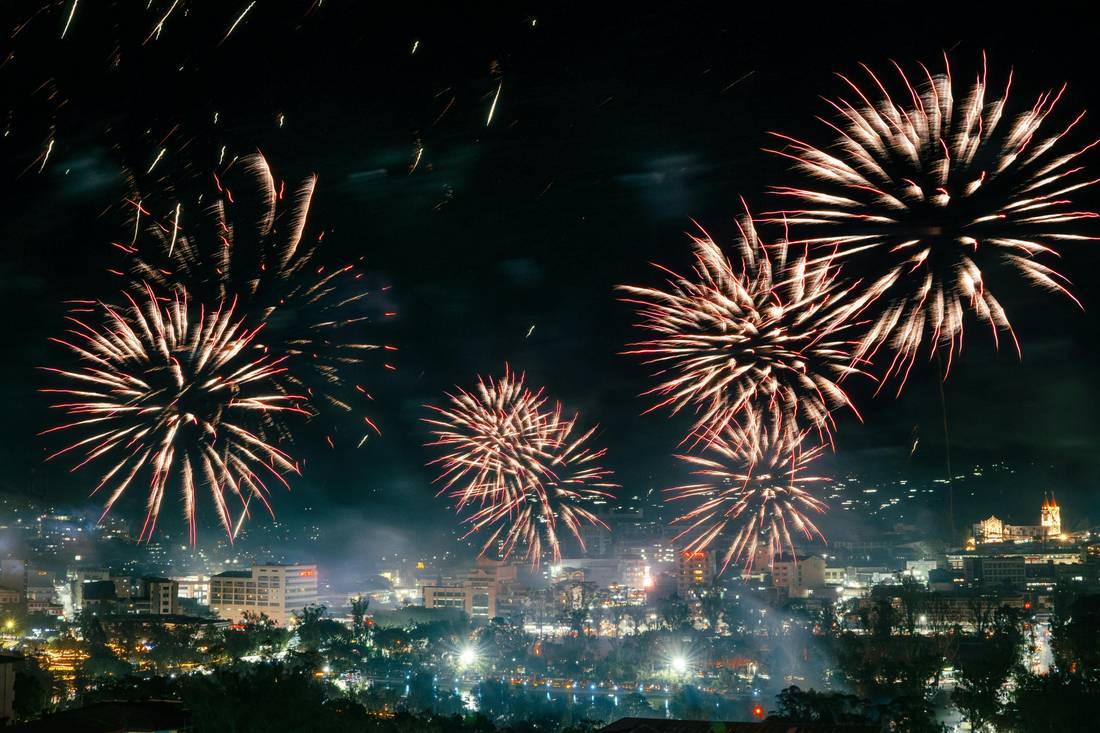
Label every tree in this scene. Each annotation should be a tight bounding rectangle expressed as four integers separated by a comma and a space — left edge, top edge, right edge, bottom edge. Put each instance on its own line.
221, 612, 290, 661
770, 685, 870, 725
951, 607, 1024, 732
1001, 672, 1100, 732
876, 695, 944, 733
350, 596, 370, 641
176, 662, 371, 733
897, 576, 929, 635
1051, 594, 1100, 678
13, 657, 55, 720
659, 593, 691, 631
698, 587, 724, 634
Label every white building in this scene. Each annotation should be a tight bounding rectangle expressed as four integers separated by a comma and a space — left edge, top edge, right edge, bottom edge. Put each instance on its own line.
209, 564, 318, 626
175, 575, 211, 606
771, 555, 827, 599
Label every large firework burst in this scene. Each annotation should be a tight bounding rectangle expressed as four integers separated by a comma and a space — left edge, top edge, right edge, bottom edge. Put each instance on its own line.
121, 153, 393, 447
668, 407, 828, 572
41, 285, 304, 543
424, 368, 616, 566
618, 214, 863, 444
766, 55, 1097, 385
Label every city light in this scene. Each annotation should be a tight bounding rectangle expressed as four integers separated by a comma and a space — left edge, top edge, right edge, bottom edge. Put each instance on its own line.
459, 646, 478, 668
670, 655, 687, 674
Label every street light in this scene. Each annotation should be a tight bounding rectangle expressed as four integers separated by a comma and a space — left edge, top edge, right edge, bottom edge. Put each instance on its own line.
670, 655, 688, 675
459, 646, 478, 668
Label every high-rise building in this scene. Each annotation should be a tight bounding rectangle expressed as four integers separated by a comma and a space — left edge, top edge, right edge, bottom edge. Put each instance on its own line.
174, 576, 210, 606
209, 564, 318, 626
677, 551, 715, 597
422, 561, 511, 622
771, 555, 827, 598
145, 578, 181, 615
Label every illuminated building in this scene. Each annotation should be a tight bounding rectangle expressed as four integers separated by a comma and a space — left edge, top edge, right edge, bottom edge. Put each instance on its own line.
971, 492, 1065, 544
962, 555, 1027, 588
422, 561, 510, 622
771, 555, 827, 598
947, 545, 1083, 570
209, 564, 318, 626
174, 576, 210, 606
0, 588, 19, 609
1040, 492, 1062, 537
677, 550, 715, 597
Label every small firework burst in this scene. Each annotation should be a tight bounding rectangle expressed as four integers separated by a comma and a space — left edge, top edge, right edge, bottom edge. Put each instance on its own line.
424, 368, 615, 566
668, 407, 828, 572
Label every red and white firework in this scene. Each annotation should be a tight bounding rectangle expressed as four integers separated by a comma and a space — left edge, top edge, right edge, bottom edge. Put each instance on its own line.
424, 368, 616, 566
41, 285, 305, 543
619, 213, 863, 444
668, 406, 828, 572
766, 54, 1098, 387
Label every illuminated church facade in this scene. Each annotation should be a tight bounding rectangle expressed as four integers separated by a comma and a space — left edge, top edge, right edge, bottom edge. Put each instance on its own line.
972, 492, 1062, 544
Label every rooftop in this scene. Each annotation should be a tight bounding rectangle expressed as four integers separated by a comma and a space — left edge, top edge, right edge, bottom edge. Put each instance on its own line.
10, 700, 191, 733
600, 718, 877, 733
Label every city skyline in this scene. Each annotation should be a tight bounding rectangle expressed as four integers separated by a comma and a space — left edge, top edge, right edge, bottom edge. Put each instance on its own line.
0, 5, 1096, 558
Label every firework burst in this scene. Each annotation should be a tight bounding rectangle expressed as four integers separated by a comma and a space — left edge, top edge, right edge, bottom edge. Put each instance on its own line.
121, 153, 393, 447
618, 213, 864, 445
766, 54, 1098, 386
668, 407, 828, 572
41, 285, 305, 543
424, 368, 616, 566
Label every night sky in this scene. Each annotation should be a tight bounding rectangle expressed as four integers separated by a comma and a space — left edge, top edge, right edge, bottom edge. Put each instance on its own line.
1, 2, 1098, 558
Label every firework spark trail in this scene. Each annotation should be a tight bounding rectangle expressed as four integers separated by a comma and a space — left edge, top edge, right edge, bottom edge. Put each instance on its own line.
41, 285, 306, 543
125, 153, 393, 447
424, 368, 616, 566
765, 54, 1098, 389
618, 211, 866, 446
668, 406, 828, 572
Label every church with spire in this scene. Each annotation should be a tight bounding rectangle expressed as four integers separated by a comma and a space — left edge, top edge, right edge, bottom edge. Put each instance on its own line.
1040, 491, 1062, 537
971, 492, 1065, 544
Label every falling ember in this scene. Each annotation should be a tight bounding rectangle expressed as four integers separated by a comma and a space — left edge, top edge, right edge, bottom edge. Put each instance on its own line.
765, 54, 1098, 387
60, 0, 79, 39
618, 210, 865, 444
40, 285, 306, 544
486, 81, 502, 126
424, 367, 616, 566
222, 1, 257, 44
38, 138, 54, 173
667, 406, 829, 572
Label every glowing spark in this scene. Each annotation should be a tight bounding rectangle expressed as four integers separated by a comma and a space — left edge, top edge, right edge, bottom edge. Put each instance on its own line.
147, 148, 166, 174
168, 203, 181, 258
487, 81, 502, 127
146, 0, 180, 43
60, 0, 78, 39
222, 1, 256, 44
38, 138, 54, 173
